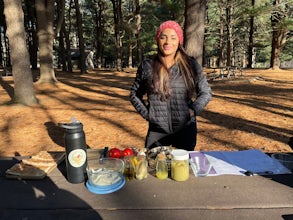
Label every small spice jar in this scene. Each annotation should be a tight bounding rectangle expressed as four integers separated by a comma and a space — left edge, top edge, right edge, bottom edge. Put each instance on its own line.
171, 149, 189, 181
155, 153, 168, 180
135, 154, 148, 180
123, 155, 135, 181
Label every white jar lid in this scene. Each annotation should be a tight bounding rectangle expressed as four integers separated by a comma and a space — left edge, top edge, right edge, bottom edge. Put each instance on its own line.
171, 149, 189, 160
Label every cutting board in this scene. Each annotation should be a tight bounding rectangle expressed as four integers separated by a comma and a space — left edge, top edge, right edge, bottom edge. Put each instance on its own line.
5, 151, 65, 179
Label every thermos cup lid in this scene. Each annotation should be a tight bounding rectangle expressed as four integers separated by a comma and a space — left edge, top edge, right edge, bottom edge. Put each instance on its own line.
59, 122, 83, 130
59, 117, 83, 130
59, 116, 83, 130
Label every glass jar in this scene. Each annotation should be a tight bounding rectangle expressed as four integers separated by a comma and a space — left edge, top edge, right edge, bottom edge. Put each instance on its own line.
135, 154, 148, 180
123, 155, 135, 181
156, 153, 168, 180
171, 149, 189, 181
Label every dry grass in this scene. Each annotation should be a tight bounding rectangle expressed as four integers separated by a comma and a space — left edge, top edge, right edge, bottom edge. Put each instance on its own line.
0, 68, 292, 157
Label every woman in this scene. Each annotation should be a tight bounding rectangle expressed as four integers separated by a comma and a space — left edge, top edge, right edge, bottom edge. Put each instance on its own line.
130, 20, 212, 151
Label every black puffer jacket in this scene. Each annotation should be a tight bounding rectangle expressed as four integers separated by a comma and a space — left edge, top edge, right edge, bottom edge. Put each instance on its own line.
130, 58, 211, 134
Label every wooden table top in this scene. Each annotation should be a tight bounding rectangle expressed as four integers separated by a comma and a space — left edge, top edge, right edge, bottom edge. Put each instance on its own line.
0, 155, 292, 220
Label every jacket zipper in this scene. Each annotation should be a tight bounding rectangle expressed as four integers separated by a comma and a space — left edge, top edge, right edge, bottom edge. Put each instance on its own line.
167, 98, 173, 133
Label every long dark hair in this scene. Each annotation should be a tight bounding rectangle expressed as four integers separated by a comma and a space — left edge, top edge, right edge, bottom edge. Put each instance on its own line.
152, 45, 197, 100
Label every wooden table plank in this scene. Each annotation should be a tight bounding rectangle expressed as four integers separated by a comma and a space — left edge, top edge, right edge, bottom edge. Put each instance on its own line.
0, 156, 292, 220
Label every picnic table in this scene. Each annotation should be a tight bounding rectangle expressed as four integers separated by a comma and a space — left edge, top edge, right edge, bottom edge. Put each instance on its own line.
207, 66, 243, 80
0, 67, 13, 77
0, 151, 292, 220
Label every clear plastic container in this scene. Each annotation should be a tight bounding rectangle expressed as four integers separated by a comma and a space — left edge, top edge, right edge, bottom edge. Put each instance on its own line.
171, 149, 189, 181
86, 157, 124, 186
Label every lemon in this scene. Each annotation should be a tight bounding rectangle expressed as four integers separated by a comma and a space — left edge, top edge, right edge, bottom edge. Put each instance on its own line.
132, 156, 138, 167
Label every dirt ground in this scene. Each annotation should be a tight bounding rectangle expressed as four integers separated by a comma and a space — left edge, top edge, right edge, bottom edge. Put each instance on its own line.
0, 67, 292, 157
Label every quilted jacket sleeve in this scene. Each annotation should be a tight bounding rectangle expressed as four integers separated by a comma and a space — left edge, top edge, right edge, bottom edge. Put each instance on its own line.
129, 61, 150, 121
190, 58, 212, 115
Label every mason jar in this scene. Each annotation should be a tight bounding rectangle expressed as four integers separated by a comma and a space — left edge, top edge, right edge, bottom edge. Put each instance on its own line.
171, 149, 189, 181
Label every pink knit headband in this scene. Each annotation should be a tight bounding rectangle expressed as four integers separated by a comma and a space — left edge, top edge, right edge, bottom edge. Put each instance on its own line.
155, 20, 184, 45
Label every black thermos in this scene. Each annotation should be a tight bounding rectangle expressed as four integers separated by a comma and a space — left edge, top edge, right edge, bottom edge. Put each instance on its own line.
59, 120, 87, 183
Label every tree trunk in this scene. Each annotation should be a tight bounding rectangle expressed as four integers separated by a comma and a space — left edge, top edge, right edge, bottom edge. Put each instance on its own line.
128, 41, 132, 68
35, 0, 57, 84
0, 31, 3, 68
55, 0, 65, 36
4, 0, 37, 105
111, 0, 123, 71
59, 24, 67, 71
56, 0, 66, 71
25, 0, 38, 70
134, 0, 142, 66
270, 0, 288, 70
94, 0, 104, 69
218, 0, 225, 67
64, 0, 73, 72
218, 22, 224, 67
127, 0, 141, 68
74, 0, 86, 73
184, 0, 206, 66
226, 0, 232, 67
247, 0, 255, 68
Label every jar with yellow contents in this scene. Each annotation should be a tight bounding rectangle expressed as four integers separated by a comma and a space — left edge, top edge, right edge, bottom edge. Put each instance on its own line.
155, 153, 168, 180
171, 149, 189, 181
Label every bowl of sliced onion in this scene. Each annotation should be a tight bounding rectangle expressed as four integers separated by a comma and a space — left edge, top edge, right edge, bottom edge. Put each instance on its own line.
86, 158, 124, 187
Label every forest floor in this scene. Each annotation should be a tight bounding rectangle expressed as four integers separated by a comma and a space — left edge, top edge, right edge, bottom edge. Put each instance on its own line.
0, 67, 292, 157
